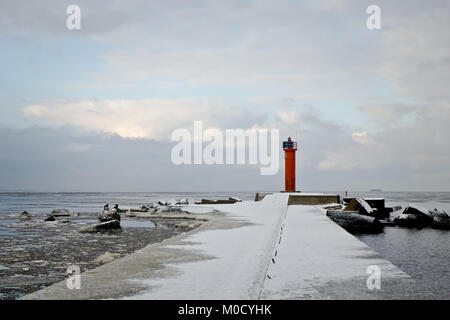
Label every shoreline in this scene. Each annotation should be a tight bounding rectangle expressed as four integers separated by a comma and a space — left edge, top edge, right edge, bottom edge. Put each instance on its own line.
0, 211, 210, 300
20, 209, 231, 299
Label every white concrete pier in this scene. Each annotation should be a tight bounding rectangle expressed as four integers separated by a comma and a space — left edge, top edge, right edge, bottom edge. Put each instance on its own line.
22, 193, 434, 300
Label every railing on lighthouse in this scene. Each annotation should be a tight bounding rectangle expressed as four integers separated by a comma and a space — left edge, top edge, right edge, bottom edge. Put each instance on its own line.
283, 137, 298, 192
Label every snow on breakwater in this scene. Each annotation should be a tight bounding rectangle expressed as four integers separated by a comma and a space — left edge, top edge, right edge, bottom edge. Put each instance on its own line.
21, 193, 431, 300
125, 193, 290, 299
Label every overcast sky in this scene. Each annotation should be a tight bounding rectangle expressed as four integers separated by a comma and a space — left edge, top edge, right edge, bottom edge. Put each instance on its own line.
0, 0, 449, 192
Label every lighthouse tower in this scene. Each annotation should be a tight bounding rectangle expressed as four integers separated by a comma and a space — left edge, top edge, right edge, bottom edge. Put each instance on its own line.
283, 137, 298, 192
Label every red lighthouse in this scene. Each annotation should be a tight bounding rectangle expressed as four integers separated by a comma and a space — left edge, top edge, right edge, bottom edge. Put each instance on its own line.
283, 137, 298, 192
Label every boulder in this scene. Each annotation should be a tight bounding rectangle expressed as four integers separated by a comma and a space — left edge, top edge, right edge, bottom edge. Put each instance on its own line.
393, 206, 433, 228
98, 209, 121, 222
394, 214, 428, 228
342, 197, 355, 205
96, 220, 120, 229
176, 198, 189, 205
157, 206, 183, 213
229, 197, 242, 203
403, 205, 433, 218
327, 210, 384, 234
174, 222, 189, 228
45, 215, 56, 221
18, 211, 31, 220
129, 205, 149, 213
324, 204, 343, 210
363, 198, 390, 219
51, 209, 69, 215
94, 252, 120, 264
344, 198, 377, 216
430, 209, 450, 230
79, 220, 121, 233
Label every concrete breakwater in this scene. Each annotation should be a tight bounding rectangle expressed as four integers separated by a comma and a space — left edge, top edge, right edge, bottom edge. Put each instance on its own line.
21, 193, 434, 300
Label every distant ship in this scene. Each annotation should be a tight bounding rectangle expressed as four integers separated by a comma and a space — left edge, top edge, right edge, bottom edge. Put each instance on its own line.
370, 189, 382, 192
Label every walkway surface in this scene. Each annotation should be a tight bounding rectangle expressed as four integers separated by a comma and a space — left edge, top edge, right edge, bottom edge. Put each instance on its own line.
261, 205, 434, 299
22, 193, 434, 299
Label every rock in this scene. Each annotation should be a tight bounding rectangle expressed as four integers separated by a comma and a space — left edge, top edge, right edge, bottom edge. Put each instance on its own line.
176, 198, 189, 205
403, 205, 433, 219
363, 198, 390, 219
93, 252, 120, 264
197, 198, 239, 204
430, 209, 450, 230
344, 198, 376, 216
45, 215, 56, 221
129, 205, 149, 213
95, 220, 121, 230
174, 222, 189, 228
324, 204, 343, 210
229, 197, 242, 203
98, 208, 121, 222
327, 210, 384, 234
393, 206, 433, 229
393, 205, 434, 228
79, 220, 121, 233
51, 209, 69, 214
18, 211, 31, 220
158, 206, 183, 213
394, 214, 425, 228
342, 197, 355, 205
343, 197, 391, 219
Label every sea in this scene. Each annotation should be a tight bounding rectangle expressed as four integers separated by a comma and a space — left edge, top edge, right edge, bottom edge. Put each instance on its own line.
0, 191, 449, 299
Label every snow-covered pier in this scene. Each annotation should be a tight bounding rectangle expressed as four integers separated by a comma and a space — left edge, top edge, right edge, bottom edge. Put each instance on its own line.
22, 193, 433, 299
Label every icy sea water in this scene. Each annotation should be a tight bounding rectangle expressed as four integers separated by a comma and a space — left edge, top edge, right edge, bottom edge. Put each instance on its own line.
0, 191, 449, 299
345, 191, 450, 299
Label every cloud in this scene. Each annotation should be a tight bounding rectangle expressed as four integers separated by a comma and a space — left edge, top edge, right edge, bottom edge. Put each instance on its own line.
318, 154, 358, 171
275, 110, 302, 125
64, 143, 93, 152
2, 1, 450, 191
21, 98, 267, 140
351, 131, 373, 145
356, 103, 417, 124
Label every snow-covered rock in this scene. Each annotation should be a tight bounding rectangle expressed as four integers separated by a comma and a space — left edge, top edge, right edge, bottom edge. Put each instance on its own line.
430, 209, 450, 230
404, 205, 433, 218
94, 252, 120, 264
176, 198, 189, 205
